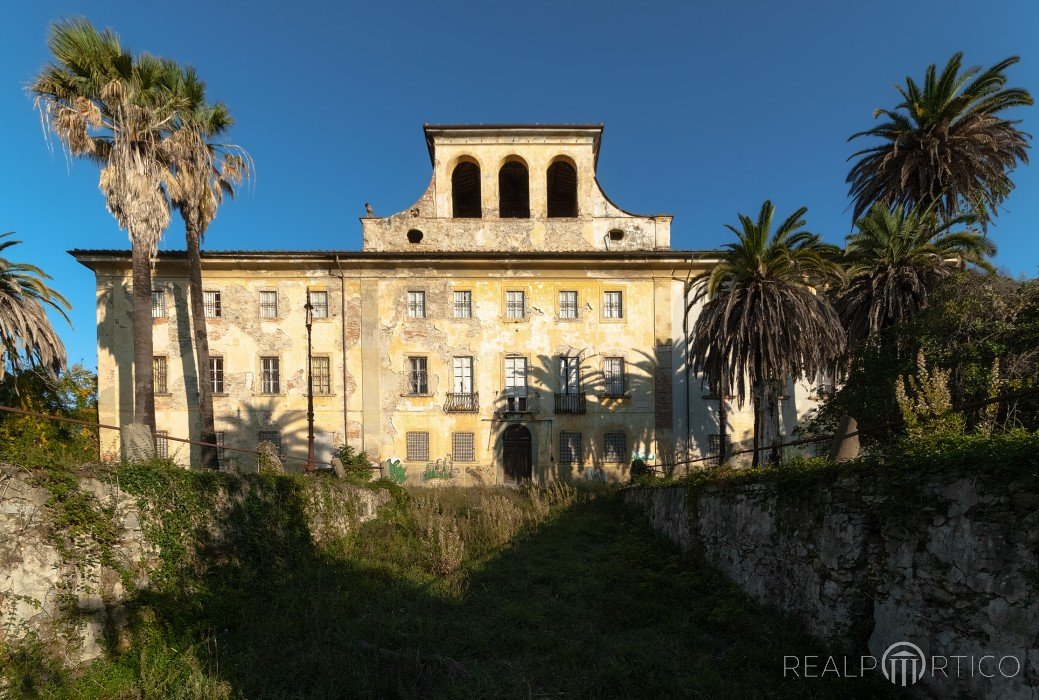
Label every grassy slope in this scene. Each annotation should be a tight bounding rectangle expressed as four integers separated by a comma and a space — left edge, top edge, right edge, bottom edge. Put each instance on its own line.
10, 476, 890, 699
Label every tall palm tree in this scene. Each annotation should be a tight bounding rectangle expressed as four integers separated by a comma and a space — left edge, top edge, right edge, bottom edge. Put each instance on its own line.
0, 233, 70, 378
689, 201, 845, 465
32, 19, 182, 432
848, 53, 1032, 227
837, 203, 995, 347
162, 66, 250, 469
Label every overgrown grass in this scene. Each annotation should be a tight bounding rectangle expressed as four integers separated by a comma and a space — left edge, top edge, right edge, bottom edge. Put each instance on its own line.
2, 450, 892, 698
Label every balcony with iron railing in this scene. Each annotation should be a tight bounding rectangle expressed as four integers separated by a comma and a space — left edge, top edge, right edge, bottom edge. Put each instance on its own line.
444, 392, 479, 413
554, 392, 586, 414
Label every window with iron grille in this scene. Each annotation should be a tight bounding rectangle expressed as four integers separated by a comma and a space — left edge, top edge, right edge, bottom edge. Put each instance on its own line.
259, 291, 278, 318
603, 357, 625, 396
707, 434, 732, 465
603, 291, 623, 319
215, 431, 227, 465
453, 290, 472, 318
155, 430, 169, 458
406, 432, 429, 461
407, 291, 426, 318
505, 290, 525, 319
312, 356, 331, 395
408, 356, 428, 394
210, 356, 224, 394
452, 432, 475, 462
309, 290, 328, 319
604, 431, 627, 463
559, 431, 582, 465
259, 430, 281, 455
558, 290, 578, 319
203, 291, 221, 318
153, 356, 168, 393
261, 356, 280, 394
151, 290, 166, 318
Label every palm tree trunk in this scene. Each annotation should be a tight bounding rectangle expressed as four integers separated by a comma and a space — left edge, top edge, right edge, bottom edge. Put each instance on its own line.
718, 370, 728, 465
186, 225, 219, 469
751, 381, 761, 468
131, 242, 156, 432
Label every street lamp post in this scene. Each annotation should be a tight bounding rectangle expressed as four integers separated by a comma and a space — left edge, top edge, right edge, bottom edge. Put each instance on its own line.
304, 290, 316, 472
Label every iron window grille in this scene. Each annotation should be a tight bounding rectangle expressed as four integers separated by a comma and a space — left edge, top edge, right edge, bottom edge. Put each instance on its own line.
309, 291, 328, 319
453, 290, 472, 318
155, 431, 169, 458
203, 291, 221, 318
214, 431, 227, 466
452, 432, 475, 462
153, 356, 168, 393
558, 290, 578, 319
408, 357, 428, 394
261, 357, 280, 394
151, 290, 166, 318
258, 430, 282, 456
259, 291, 278, 319
406, 431, 429, 461
604, 431, 627, 463
603, 357, 626, 396
312, 356, 332, 395
603, 291, 623, 319
505, 291, 525, 319
210, 357, 224, 394
559, 431, 582, 466
407, 291, 426, 318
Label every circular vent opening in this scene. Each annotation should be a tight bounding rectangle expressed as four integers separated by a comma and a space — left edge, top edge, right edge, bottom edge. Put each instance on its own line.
407, 229, 424, 244
608, 229, 625, 242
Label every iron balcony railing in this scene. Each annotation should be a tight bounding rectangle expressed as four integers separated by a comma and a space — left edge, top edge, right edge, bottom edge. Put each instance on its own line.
554, 392, 586, 414
444, 392, 479, 413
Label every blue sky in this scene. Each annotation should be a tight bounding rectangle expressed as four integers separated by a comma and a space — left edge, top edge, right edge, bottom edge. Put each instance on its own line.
3, 0, 1038, 368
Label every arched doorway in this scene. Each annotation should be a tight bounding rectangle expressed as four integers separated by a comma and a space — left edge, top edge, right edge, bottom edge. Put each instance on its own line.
502, 424, 532, 482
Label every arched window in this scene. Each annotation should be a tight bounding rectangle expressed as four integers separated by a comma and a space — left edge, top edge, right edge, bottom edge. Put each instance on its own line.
546, 161, 577, 217
498, 161, 530, 218
451, 161, 481, 218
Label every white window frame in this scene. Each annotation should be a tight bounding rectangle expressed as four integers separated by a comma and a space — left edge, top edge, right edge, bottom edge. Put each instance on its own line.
505, 290, 525, 319
603, 357, 625, 396
260, 356, 280, 394
558, 290, 578, 319
453, 290, 472, 319
210, 356, 224, 394
151, 290, 166, 319
407, 291, 426, 319
504, 356, 528, 411
453, 356, 474, 394
259, 291, 278, 319
309, 290, 329, 319
559, 356, 581, 394
312, 356, 332, 395
603, 291, 623, 319
408, 356, 428, 395
203, 290, 221, 318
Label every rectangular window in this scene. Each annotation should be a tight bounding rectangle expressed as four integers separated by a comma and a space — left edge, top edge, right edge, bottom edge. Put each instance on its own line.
203, 291, 221, 318
604, 431, 627, 463
452, 356, 474, 394
210, 356, 224, 394
558, 290, 578, 319
603, 291, 623, 319
453, 290, 472, 319
603, 357, 625, 396
155, 430, 169, 458
214, 431, 227, 466
258, 430, 282, 455
259, 291, 278, 319
708, 434, 732, 466
559, 356, 581, 393
452, 432, 475, 462
408, 356, 428, 394
261, 356, 280, 394
504, 356, 528, 411
559, 431, 582, 466
407, 291, 426, 318
153, 356, 168, 393
309, 290, 328, 319
151, 290, 166, 318
406, 431, 429, 461
312, 356, 331, 395
505, 290, 525, 319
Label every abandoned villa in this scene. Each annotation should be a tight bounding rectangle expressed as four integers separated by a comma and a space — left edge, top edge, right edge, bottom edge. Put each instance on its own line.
72, 124, 825, 484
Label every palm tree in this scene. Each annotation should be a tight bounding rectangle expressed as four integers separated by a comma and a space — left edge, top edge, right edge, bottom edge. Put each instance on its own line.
689, 201, 845, 465
837, 203, 995, 347
848, 53, 1032, 227
31, 18, 182, 432
0, 233, 70, 378
162, 67, 250, 469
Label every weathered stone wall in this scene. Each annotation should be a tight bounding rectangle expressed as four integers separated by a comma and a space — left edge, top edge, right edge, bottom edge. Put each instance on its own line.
0, 465, 388, 667
626, 469, 1039, 698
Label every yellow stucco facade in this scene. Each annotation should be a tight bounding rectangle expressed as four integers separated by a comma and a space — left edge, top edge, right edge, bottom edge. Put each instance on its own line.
74, 124, 823, 484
